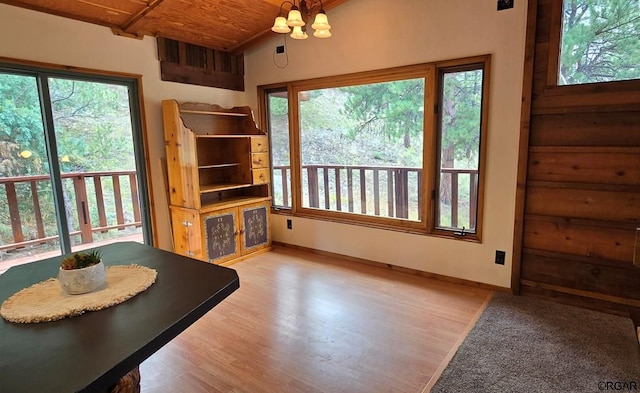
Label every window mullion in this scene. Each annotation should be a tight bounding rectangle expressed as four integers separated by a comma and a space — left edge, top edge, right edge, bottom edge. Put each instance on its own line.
289, 85, 302, 215
423, 64, 438, 232
38, 76, 72, 254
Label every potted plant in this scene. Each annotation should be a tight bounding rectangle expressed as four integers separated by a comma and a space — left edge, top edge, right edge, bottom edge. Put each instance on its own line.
58, 249, 106, 294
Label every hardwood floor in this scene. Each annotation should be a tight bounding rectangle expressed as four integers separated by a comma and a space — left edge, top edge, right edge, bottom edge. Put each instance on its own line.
140, 247, 491, 393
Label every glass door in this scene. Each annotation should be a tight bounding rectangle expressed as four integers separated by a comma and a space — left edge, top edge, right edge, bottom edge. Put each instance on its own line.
48, 77, 144, 252
0, 67, 151, 272
0, 72, 62, 268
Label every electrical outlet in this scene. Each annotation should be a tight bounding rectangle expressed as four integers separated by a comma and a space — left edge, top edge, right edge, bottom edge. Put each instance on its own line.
497, 0, 514, 10
495, 250, 506, 265
276, 45, 285, 54
287, 219, 292, 230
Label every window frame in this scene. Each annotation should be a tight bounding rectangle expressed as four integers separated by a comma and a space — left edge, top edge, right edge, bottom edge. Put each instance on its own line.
258, 55, 491, 242
433, 61, 490, 239
263, 87, 292, 210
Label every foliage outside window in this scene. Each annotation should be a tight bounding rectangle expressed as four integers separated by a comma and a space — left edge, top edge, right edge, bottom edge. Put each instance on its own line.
298, 79, 424, 221
559, 0, 640, 85
261, 56, 489, 239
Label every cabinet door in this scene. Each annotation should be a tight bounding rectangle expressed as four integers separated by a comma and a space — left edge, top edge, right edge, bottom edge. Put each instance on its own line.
240, 201, 271, 254
170, 208, 203, 260
202, 208, 241, 264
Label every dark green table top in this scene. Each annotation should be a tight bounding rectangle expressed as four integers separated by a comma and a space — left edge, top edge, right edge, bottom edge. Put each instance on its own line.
0, 242, 239, 393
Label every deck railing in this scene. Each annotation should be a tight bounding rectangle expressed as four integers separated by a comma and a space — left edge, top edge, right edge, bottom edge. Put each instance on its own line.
273, 165, 478, 228
1, 166, 477, 252
0, 170, 142, 252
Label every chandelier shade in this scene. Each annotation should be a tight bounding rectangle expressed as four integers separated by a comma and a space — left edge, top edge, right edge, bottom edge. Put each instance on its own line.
286, 8, 305, 27
271, 0, 332, 40
311, 11, 330, 31
313, 29, 331, 38
290, 25, 308, 40
271, 16, 291, 33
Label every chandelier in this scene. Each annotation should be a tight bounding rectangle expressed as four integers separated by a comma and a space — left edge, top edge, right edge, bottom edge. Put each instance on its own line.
271, 0, 332, 40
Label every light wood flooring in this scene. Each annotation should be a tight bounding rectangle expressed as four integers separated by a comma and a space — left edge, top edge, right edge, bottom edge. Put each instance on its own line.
140, 247, 491, 393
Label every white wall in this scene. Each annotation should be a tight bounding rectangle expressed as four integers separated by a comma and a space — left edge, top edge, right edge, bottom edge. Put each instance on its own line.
243, 0, 528, 288
0, 3, 245, 251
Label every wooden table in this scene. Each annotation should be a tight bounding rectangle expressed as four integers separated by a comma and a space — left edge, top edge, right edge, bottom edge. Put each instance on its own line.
0, 242, 240, 393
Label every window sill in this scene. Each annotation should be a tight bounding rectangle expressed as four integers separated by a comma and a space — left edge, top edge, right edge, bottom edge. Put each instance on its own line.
271, 208, 481, 243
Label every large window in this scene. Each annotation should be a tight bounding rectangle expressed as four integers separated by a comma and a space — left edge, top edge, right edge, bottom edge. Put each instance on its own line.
559, 0, 640, 85
260, 56, 489, 239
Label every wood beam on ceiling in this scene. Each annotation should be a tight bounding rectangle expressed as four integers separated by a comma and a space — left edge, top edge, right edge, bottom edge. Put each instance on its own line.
121, 0, 165, 31
111, 0, 165, 39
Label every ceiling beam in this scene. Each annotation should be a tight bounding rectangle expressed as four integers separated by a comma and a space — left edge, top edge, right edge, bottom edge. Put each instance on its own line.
121, 0, 165, 32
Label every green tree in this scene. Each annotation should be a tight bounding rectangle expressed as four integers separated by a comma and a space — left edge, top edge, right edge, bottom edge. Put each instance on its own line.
340, 72, 482, 170
50, 79, 135, 173
560, 0, 640, 84
342, 79, 424, 149
0, 74, 47, 176
441, 70, 483, 170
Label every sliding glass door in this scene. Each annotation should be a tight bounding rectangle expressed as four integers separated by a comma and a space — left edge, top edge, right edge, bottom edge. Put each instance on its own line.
0, 65, 151, 268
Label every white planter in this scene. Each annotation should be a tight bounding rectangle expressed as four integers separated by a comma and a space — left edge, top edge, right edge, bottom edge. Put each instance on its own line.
58, 261, 107, 295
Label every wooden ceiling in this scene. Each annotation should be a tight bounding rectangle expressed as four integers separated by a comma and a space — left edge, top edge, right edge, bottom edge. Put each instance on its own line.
0, 0, 348, 54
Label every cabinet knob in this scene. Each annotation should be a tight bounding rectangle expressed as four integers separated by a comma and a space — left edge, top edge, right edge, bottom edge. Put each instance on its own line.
181, 221, 193, 227
259, 174, 265, 181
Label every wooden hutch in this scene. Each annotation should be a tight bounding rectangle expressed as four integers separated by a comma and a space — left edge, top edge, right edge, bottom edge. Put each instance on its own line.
163, 99, 271, 265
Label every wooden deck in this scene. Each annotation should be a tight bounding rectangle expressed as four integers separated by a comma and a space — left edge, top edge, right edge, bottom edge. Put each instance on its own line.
0, 232, 143, 275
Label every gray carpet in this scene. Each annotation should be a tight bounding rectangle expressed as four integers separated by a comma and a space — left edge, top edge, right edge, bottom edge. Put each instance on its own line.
431, 292, 640, 393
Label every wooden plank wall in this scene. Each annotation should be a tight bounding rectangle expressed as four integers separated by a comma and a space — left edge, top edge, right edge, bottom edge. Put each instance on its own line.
518, 0, 640, 319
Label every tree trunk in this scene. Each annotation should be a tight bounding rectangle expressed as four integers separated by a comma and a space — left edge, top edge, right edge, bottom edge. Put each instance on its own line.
440, 143, 455, 208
